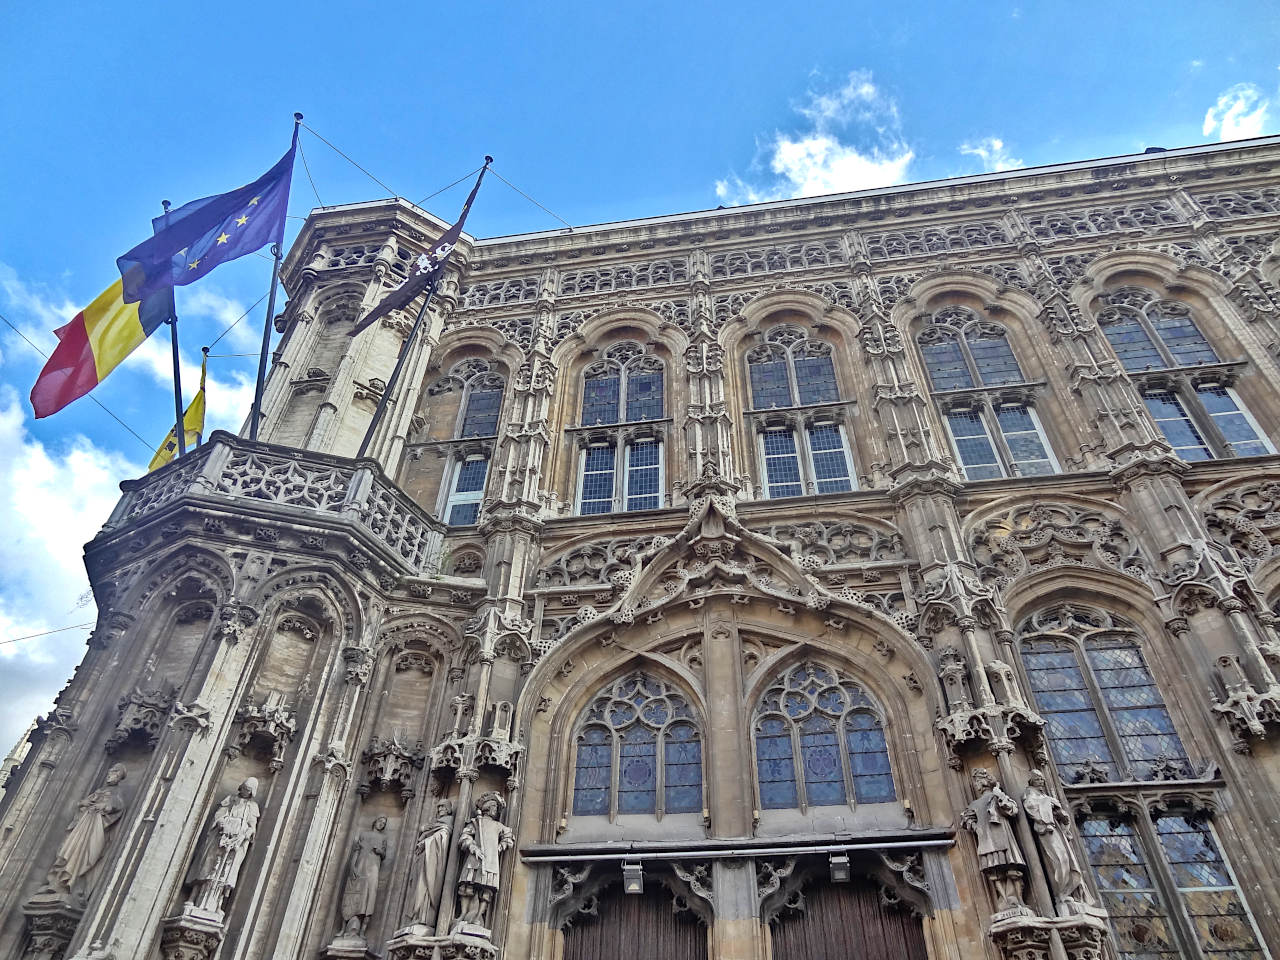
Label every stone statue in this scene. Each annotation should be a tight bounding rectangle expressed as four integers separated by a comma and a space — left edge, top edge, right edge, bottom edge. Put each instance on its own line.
43, 764, 128, 898
189, 778, 261, 916
1022, 769, 1092, 913
407, 800, 454, 926
961, 768, 1027, 916
454, 792, 513, 932
339, 816, 389, 939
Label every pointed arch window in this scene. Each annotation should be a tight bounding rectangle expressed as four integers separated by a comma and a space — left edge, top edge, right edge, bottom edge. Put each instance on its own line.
1019, 605, 1189, 783
745, 324, 841, 409
753, 660, 895, 811
917, 307, 1024, 390
580, 341, 665, 426
430, 360, 507, 526
572, 671, 703, 819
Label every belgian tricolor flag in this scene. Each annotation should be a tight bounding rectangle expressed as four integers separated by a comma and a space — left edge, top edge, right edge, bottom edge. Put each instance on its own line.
29, 281, 172, 418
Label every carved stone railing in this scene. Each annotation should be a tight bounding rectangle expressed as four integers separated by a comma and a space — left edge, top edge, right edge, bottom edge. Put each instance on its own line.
104, 431, 446, 575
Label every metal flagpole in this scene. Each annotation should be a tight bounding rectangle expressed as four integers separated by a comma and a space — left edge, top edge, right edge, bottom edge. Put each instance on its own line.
250, 112, 303, 442
162, 199, 186, 457
355, 275, 441, 459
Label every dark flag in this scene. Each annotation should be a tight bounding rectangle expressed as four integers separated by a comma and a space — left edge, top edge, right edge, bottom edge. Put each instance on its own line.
348, 157, 492, 337
117, 136, 297, 303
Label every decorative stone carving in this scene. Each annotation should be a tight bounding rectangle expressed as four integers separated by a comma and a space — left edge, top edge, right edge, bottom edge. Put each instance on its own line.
750, 519, 906, 566
213, 600, 258, 645
336, 816, 389, 942
104, 686, 175, 754
186, 778, 261, 919
1203, 478, 1280, 571
226, 690, 297, 771
406, 800, 454, 928
20, 897, 83, 960
453, 792, 513, 936
359, 736, 425, 802
961, 769, 1029, 919
1210, 654, 1280, 752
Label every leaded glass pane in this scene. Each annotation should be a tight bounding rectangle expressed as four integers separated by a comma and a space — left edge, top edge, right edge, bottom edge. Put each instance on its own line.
1155, 817, 1265, 960
807, 424, 853, 494
625, 441, 661, 511
845, 712, 895, 803
1023, 642, 1117, 781
663, 723, 703, 814
617, 726, 657, 814
795, 354, 840, 405
1144, 391, 1213, 461
920, 336, 975, 390
799, 713, 846, 806
762, 429, 803, 498
454, 458, 488, 493
996, 405, 1055, 476
1103, 315, 1164, 372
573, 727, 612, 816
582, 373, 621, 425
1086, 639, 1188, 779
1196, 386, 1270, 457
460, 388, 502, 437
626, 369, 664, 422
756, 715, 799, 809
750, 358, 793, 409
948, 411, 1004, 480
447, 502, 480, 526
580, 445, 616, 515
967, 329, 1024, 385
1081, 818, 1180, 960
1150, 309, 1218, 367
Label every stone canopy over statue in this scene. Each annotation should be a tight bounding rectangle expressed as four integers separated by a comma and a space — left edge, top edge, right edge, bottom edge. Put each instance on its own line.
454, 792, 513, 935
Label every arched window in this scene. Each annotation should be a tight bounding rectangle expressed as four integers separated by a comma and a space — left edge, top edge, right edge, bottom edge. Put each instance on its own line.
1019, 605, 1189, 783
1097, 287, 1272, 461
745, 326, 854, 499
434, 360, 506, 526
576, 343, 667, 515
753, 660, 895, 811
917, 307, 1058, 480
572, 671, 703, 819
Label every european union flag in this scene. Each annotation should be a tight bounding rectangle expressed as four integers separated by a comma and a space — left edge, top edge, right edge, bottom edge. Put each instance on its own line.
117, 133, 296, 303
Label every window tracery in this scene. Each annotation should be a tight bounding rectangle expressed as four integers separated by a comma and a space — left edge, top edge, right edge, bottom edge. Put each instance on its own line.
571, 671, 703, 819
433, 359, 506, 526
753, 661, 895, 812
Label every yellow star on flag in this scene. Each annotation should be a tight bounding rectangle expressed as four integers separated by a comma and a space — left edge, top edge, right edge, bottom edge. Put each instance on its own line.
216, 232, 230, 245
187, 259, 201, 270
248, 196, 260, 205
235, 214, 249, 226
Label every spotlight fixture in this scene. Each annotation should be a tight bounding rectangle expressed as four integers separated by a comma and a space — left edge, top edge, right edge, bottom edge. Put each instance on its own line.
622, 862, 644, 895
829, 852, 851, 883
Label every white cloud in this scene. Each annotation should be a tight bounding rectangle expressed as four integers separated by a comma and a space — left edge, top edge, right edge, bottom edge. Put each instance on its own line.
1203, 83, 1272, 141
0, 387, 142, 749
716, 70, 914, 205
0, 262, 77, 349
959, 136, 1025, 173
128, 337, 252, 435
181, 287, 257, 351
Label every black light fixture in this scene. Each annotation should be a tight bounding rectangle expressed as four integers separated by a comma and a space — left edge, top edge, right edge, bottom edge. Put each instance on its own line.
622, 862, 644, 895
829, 852, 851, 883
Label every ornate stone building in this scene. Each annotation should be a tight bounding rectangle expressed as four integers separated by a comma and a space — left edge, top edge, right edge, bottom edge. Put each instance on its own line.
4, 136, 1280, 960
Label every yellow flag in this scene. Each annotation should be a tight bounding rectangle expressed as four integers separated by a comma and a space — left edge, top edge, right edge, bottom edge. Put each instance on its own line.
148, 355, 207, 472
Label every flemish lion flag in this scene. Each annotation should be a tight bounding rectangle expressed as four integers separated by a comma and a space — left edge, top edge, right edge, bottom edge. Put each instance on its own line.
349, 158, 492, 337
148, 355, 207, 471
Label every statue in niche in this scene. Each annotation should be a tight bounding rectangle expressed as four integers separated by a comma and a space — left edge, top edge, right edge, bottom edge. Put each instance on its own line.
340, 816, 389, 939
454, 792, 513, 932
42, 764, 128, 899
961, 768, 1028, 916
1022, 769, 1094, 914
406, 800, 454, 927
189, 778, 261, 916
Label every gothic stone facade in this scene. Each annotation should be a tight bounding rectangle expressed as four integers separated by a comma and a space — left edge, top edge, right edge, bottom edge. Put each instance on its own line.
4, 138, 1280, 960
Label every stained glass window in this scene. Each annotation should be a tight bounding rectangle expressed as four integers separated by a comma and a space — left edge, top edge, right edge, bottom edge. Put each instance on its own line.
626, 368, 664, 422
795, 353, 840, 405
1144, 392, 1213, 461
571, 672, 702, 819
762, 429, 804, 498
582, 372, 621, 426
1150, 307, 1218, 366
918, 310, 1023, 390
1099, 289, 1221, 373
948, 411, 1003, 480
444, 457, 488, 526
1196, 386, 1271, 457
1102, 313, 1164, 372
625, 441, 661, 511
967, 327, 1024, 385
1082, 818, 1181, 960
808, 424, 853, 494
1085, 638, 1188, 779
460, 386, 502, 437
580, 445, 617, 515
920, 335, 975, 390
750, 355, 793, 409
754, 661, 895, 811
997, 405, 1055, 476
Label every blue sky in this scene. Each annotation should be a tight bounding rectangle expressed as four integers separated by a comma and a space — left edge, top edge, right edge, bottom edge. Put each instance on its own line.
1, 0, 1278, 746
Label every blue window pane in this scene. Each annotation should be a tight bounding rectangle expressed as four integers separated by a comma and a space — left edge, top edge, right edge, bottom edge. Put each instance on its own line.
447, 502, 479, 526
967, 330, 1023, 385
756, 716, 798, 810
795, 354, 840, 405
663, 723, 703, 814
1081, 818, 1181, 960
573, 727, 612, 815
807, 424, 853, 493
582, 373, 620, 425
1103, 316, 1164, 372
799, 714, 845, 807
920, 336, 975, 390
948, 411, 1004, 480
846, 712, 896, 803
1143, 391, 1213, 461
1085, 640, 1187, 778
626, 369, 664, 422
1150, 310, 1217, 367
625, 441, 661, 511
454, 458, 488, 493
1024, 642, 1117, 781
750, 358, 793, 409
460, 388, 502, 437
1196, 386, 1269, 457
617, 726, 657, 814
762, 429, 803, 498
580, 446, 616, 515
996, 405, 1054, 476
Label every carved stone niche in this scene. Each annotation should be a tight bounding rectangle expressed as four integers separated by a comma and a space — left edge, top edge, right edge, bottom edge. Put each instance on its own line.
104, 685, 176, 754
358, 736, 425, 803
225, 690, 298, 772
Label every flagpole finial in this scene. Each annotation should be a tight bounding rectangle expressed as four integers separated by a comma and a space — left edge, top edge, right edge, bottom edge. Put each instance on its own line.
162, 200, 171, 214
294, 112, 304, 123
202, 345, 210, 356
484, 156, 494, 166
